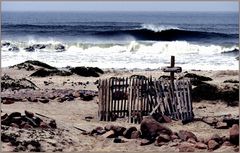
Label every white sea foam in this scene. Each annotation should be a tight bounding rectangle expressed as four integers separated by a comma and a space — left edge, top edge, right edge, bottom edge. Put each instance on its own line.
1, 40, 238, 70
141, 24, 179, 32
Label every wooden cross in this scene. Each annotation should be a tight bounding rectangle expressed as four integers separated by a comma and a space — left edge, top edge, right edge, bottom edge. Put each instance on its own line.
161, 56, 182, 84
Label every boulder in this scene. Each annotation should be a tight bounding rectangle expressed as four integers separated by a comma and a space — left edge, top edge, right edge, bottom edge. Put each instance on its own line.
9, 46, 20, 52
112, 126, 126, 136
208, 140, 219, 150
24, 46, 35, 52
104, 124, 114, 131
55, 44, 65, 52
178, 130, 197, 141
229, 124, 239, 145
140, 116, 172, 140
49, 120, 57, 129
192, 83, 218, 101
140, 139, 153, 146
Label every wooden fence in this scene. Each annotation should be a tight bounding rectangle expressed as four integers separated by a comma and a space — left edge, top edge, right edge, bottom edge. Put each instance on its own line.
98, 76, 194, 124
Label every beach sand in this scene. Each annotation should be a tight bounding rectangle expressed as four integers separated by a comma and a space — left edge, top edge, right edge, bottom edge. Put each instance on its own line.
1, 65, 239, 152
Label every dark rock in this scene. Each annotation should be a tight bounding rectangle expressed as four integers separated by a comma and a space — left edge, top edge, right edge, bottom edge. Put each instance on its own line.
39, 98, 49, 103
140, 116, 172, 140
113, 138, 124, 143
12, 60, 56, 70
8, 46, 20, 52
22, 116, 38, 127
2, 42, 10, 47
183, 73, 212, 82
1, 75, 38, 91
80, 93, 95, 101
224, 79, 239, 83
32, 44, 46, 49
1, 132, 18, 143
33, 116, 43, 126
70, 66, 104, 77
49, 120, 57, 129
10, 123, 19, 128
27, 97, 38, 102
178, 130, 197, 141
192, 83, 218, 101
8, 112, 22, 119
208, 140, 219, 150
1, 113, 8, 120
123, 127, 137, 139
229, 124, 239, 145
23, 123, 33, 129
223, 117, 239, 127
24, 46, 35, 52
40, 121, 51, 128
30, 68, 72, 77
55, 44, 65, 52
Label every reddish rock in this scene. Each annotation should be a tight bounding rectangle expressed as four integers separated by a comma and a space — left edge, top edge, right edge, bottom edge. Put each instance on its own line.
25, 110, 34, 118
123, 127, 137, 139
229, 124, 239, 145
102, 130, 115, 138
215, 121, 228, 129
208, 140, 219, 150
140, 116, 172, 140
73, 91, 80, 98
156, 133, 171, 143
162, 115, 172, 123
179, 142, 195, 152
2, 99, 15, 104
195, 142, 207, 149
131, 130, 141, 139
178, 130, 197, 141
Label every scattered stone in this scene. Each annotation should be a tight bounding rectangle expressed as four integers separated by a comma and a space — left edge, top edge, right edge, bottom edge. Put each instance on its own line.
179, 142, 195, 152
112, 126, 126, 136
104, 124, 114, 131
10, 60, 57, 70
156, 133, 171, 143
140, 116, 172, 140
123, 127, 137, 139
187, 138, 197, 144
101, 130, 115, 138
210, 134, 222, 144
178, 130, 197, 141
9, 46, 20, 52
40, 122, 51, 129
222, 141, 233, 146
215, 121, 228, 129
24, 46, 35, 52
140, 139, 153, 146
55, 44, 65, 52
223, 117, 239, 127
49, 120, 57, 129
131, 131, 141, 139
202, 116, 218, 126
192, 83, 218, 101
208, 140, 219, 150
195, 142, 207, 149
229, 124, 239, 145
25, 110, 34, 118
113, 138, 125, 143
39, 98, 49, 103
1, 75, 38, 91
224, 79, 239, 83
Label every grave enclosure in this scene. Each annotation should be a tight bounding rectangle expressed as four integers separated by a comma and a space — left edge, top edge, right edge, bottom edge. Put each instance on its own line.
98, 56, 194, 124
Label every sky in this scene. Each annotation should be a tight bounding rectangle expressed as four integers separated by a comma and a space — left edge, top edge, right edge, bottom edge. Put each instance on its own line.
2, 1, 238, 12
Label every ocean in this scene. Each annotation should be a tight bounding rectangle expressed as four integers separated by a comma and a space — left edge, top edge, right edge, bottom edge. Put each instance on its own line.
1, 11, 239, 70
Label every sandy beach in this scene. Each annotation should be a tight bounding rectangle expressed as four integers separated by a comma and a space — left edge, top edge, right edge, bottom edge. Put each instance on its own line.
1, 61, 239, 152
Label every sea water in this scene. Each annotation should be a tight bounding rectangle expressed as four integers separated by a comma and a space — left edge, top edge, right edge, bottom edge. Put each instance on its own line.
1, 11, 239, 70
